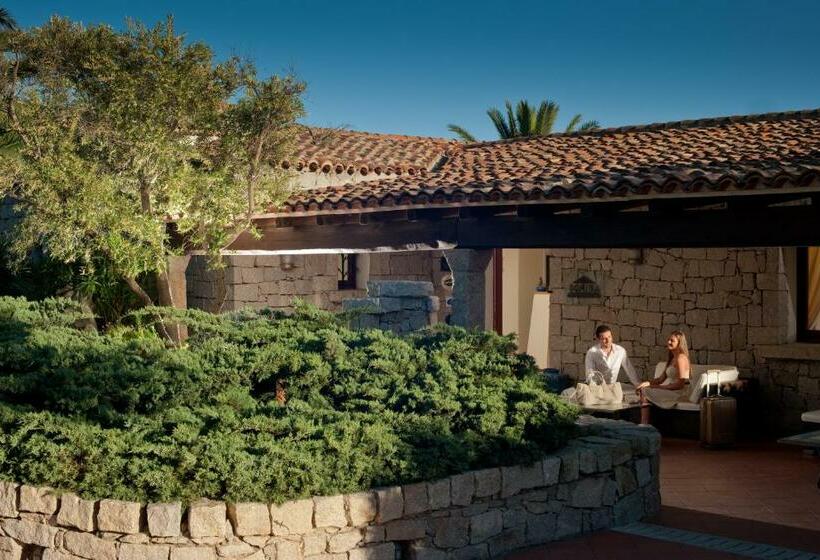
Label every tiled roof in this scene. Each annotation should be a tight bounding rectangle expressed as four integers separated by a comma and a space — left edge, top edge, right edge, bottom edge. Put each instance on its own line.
283, 127, 453, 177
280, 110, 820, 215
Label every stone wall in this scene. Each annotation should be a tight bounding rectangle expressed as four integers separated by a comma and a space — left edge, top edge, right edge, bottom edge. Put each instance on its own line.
753, 345, 820, 430
187, 252, 448, 319
0, 418, 660, 560
343, 281, 439, 334
544, 248, 793, 380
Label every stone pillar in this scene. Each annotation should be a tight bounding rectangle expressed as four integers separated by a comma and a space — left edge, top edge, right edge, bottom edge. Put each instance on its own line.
156, 255, 192, 342
445, 249, 493, 329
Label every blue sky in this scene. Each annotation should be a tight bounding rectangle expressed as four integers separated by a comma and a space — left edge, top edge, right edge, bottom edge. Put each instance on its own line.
6, 0, 820, 139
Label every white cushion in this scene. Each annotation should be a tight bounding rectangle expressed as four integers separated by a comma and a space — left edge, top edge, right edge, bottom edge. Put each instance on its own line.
653, 362, 740, 403
802, 410, 820, 424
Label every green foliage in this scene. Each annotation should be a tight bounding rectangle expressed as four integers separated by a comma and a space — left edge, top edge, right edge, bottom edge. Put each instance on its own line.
448, 98, 599, 141
0, 296, 578, 503
0, 16, 304, 305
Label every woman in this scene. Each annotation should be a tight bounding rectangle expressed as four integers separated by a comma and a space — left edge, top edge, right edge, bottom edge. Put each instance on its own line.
636, 330, 691, 425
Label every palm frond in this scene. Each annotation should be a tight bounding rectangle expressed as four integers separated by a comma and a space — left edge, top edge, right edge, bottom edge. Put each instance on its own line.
534, 100, 559, 135
578, 120, 600, 132
504, 100, 518, 138
565, 114, 582, 133
446, 124, 477, 143
515, 100, 534, 137
487, 107, 511, 139
0, 8, 17, 30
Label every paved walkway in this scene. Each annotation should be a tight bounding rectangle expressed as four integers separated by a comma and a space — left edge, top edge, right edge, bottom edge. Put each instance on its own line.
506, 438, 820, 559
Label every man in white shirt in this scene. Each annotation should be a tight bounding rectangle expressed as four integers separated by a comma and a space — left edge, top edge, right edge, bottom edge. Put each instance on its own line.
585, 325, 641, 385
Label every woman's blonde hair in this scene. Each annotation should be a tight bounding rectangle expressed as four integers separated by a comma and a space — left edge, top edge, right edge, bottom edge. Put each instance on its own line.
666, 330, 690, 367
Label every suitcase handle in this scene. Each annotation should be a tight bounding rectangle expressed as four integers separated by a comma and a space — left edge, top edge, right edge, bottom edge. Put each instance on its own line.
705, 369, 721, 398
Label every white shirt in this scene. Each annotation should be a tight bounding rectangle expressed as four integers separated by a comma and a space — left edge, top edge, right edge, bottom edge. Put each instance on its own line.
584, 343, 640, 385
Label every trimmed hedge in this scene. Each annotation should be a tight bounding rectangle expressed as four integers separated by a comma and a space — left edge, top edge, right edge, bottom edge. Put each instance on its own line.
0, 297, 578, 503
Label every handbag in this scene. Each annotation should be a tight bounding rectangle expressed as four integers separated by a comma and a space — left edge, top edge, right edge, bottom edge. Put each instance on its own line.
574, 371, 623, 406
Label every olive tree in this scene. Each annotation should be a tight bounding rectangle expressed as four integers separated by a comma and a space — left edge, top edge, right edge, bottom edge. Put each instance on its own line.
0, 16, 303, 338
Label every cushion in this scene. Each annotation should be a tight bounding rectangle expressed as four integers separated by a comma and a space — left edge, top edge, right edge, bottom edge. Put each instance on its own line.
802, 409, 820, 424
653, 362, 740, 403
674, 401, 701, 412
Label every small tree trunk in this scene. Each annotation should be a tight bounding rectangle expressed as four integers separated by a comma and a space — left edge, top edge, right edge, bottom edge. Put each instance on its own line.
156, 255, 192, 344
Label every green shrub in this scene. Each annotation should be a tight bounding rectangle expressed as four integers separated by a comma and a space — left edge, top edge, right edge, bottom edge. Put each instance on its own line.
0, 296, 578, 503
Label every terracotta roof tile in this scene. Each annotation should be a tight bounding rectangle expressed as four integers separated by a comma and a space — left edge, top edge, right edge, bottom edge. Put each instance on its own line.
283, 127, 453, 177
279, 110, 820, 215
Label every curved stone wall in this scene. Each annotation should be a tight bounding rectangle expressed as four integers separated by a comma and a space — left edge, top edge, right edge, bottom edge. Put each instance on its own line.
0, 417, 660, 560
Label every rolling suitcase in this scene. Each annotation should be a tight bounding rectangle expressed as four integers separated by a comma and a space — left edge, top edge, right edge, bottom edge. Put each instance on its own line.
699, 371, 736, 448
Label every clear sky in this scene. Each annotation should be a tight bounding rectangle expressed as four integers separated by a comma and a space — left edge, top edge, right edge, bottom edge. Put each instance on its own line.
5, 0, 820, 140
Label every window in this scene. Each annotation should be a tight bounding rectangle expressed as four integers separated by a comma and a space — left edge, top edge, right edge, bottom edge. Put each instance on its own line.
337, 254, 357, 290
797, 247, 820, 342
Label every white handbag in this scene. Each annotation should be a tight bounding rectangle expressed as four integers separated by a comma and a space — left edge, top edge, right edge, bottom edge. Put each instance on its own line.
574, 371, 623, 406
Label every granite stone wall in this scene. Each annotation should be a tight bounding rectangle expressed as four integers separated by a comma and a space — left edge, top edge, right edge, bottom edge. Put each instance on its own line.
186, 252, 448, 319
0, 418, 660, 560
343, 281, 439, 334
544, 248, 792, 380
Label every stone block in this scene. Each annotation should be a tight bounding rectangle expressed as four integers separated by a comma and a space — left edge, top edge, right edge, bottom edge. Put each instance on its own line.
385, 519, 427, 541
314, 496, 347, 528
407, 545, 446, 560
470, 510, 503, 543
0, 536, 22, 560
538, 457, 560, 486
500, 465, 522, 498
364, 526, 385, 543
347, 491, 377, 526
170, 548, 217, 560
303, 532, 328, 556
228, 502, 271, 536
188, 500, 227, 538
450, 472, 475, 506
487, 526, 526, 558
64, 532, 117, 560
635, 458, 652, 487
473, 468, 501, 498
348, 543, 395, 560
375, 487, 403, 523
614, 491, 645, 525
367, 281, 433, 297
401, 483, 428, 516
273, 540, 302, 560
328, 528, 363, 553
431, 517, 469, 548
147, 503, 181, 537
98, 499, 141, 534
19, 485, 58, 514
525, 513, 556, 545
450, 544, 489, 560
217, 542, 256, 557
0, 481, 18, 517
1, 518, 59, 548
57, 493, 96, 532
558, 449, 579, 482
427, 479, 451, 511
270, 499, 313, 534
615, 466, 638, 496
119, 543, 171, 560
569, 477, 605, 508
554, 508, 582, 539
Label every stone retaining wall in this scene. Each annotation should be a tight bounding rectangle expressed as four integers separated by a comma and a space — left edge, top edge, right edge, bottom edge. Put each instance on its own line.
0, 418, 660, 560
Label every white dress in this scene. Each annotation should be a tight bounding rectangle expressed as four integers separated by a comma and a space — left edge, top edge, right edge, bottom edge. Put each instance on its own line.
643, 365, 690, 409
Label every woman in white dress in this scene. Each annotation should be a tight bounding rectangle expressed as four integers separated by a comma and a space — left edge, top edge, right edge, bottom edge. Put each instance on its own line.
636, 330, 691, 425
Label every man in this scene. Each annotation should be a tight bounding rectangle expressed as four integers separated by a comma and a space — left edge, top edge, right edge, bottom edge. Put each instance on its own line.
584, 325, 641, 385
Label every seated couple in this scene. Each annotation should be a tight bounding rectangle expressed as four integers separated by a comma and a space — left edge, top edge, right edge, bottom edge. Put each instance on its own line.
585, 324, 691, 423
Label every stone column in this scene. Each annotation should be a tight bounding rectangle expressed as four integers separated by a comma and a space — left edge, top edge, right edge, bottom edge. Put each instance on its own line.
445, 249, 493, 329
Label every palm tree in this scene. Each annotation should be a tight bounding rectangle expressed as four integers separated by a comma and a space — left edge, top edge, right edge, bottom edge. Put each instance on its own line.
0, 7, 17, 30
447, 99, 599, 142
